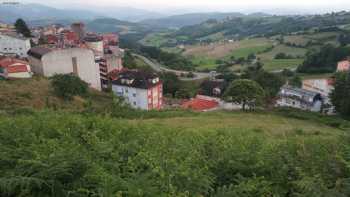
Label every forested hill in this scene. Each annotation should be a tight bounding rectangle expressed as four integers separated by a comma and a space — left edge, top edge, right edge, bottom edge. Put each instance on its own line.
173, 11, 350, 43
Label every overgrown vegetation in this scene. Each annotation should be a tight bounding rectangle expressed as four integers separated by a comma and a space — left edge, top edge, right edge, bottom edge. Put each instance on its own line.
0, 109, 350, 196
50, 74, 88, 100
331, 72, 350, 117
298, 45, 350, 73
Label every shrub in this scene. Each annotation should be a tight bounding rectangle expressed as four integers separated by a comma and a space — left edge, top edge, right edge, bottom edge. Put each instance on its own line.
50, 74, 88, 100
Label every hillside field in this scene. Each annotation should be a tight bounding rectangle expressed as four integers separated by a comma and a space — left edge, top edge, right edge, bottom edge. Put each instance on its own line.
2, 75, 350, 196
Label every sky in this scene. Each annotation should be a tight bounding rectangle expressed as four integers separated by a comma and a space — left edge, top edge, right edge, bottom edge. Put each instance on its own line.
17, 0, 350, 14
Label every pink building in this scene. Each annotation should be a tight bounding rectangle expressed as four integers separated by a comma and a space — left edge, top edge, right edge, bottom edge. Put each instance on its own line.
337, 60, 350, 72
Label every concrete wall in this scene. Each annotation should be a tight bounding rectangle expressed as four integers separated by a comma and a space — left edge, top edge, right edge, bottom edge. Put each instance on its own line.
40, 48, 101, 90
86, 41, 103, 53
0, 34, 31, 57
28, 56, 44, 75
105, 54, 123, 72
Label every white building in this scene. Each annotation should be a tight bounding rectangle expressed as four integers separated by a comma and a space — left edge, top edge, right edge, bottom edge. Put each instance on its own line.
112, 70, 163, 110
28, 47, 101, 90
0, 33, 31, 57
276, 85, 323, 112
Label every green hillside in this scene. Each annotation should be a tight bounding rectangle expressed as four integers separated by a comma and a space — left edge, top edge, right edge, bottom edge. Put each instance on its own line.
1, 108, 350, 196
1, 76, 350, 196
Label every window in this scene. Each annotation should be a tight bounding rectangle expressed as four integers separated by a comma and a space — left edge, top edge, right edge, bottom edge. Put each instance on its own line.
133, 93, 136, 97
133, 102, 137, 106
125, 89, 128, 93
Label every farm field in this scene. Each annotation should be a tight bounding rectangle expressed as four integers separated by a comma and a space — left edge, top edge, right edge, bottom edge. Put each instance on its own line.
140, 32, 174, 47
257, 44, 307, 59
262, 59, 304, 71
283, 31, 341, 46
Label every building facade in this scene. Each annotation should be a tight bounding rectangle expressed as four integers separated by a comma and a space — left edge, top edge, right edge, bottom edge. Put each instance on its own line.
0, 33, 31, 57
28, 47, 101, 90
111, 70, 163, 110
71, 22, 86, 41
337, 60, 350, 72
276, 85, 323, 112
302, 78, 334, 97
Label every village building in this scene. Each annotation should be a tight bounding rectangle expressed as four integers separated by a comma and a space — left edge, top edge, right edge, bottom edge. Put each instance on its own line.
276, 85, 324, 112
111, 70, 163, 110
0, 57, 32, 79
102, 33, 119, 49
0, 33, 31, 57
27, 47, 101, 90
337, 60, 350, 72
302, 78, 334, 97
71, 22, 86, 41
60, 30, 79, 47
84, 34, 104, 56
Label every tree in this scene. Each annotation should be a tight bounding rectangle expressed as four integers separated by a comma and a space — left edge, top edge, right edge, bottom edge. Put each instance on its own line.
159, 72, 181, 97
123, 51, 137, 69
275, 52, 289, 59
298, 45, 350, 74
254, 71, 286, 99
50, 74, 89, 100
14, 18, 31, 38
289, 75, 302, 88
330, 72, 350, 117
223, 79, 265, 110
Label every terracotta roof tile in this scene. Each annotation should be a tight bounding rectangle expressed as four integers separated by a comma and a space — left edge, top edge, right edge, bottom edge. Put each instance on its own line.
182, 98, 219, 111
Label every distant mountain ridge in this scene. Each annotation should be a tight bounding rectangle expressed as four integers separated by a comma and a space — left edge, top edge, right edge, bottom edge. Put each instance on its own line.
0, 3, 103, 23
140, 12, 272, 29
140, 12, 246, 29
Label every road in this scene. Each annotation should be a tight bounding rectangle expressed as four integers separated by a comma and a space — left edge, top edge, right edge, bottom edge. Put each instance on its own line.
133, 54, 213, 81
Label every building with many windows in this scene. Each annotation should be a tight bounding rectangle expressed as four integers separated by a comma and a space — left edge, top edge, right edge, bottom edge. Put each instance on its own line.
111, 70, 163, 110
0, 33, 31, 57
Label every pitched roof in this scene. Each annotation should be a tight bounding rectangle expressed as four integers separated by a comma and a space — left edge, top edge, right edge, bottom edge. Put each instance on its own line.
112, 70, 161, 89
0, 57, 29, 68
181, 98, 219, 111
27, 47, 52, 59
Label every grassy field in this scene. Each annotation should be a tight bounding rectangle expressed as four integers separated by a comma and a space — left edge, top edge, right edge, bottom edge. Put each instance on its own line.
191, 56, 217, 71
284, 32, 340, 47
0, 77, 113, 111
140, 32, 173, 47
262, 59, 303, 71
258, 44, 307, 59
129, 110, 346, 137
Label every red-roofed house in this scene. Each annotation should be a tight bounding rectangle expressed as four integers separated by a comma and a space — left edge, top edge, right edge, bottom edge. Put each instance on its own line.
61, 30, 79, 46
45, 34, 58, 45
103, 33, 119, 49
181, 95, 219, 112
0, 57, 32, 78
337, 60, 350, 72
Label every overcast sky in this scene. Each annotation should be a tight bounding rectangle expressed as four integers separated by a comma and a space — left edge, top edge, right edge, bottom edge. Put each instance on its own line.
19, 0, 350, 14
